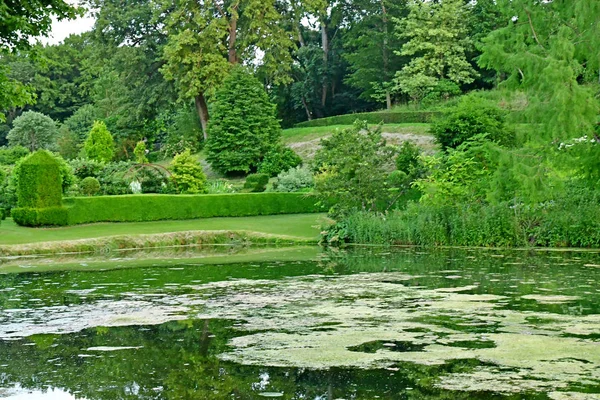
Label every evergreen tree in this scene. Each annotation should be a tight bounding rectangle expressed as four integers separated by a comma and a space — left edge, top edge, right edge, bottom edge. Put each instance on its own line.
7, 111, 58, 151
84, 121, 114, 162
393, 0, 477, 102
206, 68, 281, 174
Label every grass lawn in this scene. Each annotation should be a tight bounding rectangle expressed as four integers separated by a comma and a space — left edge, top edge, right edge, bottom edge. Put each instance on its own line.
0, 213, 327, 245
282, 123, 431, 144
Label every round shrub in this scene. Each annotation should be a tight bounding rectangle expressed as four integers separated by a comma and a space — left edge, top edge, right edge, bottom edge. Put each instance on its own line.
258, 146, 302, 176
430, 95, 515, 151
273, 166, 314, 192
80, 177, 101, 196
244, 173, 269, 193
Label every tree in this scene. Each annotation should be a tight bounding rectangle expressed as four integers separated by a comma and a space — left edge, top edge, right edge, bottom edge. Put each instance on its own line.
479, 0, 600, 140
313, 121, 397, 217
343, 0, 407, 109
206, 68, 281, 174
160, 0, 297, 138
84, 121, 114, 162
393, 0, 477, 103
7, 111, 58, 151
170, 149, 207, 194
134, 141, 148, 164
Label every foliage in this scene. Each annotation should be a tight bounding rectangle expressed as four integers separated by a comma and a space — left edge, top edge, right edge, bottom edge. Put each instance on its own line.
396, 141, 422, 175
14, 150, 63, 209
63, 193, 322, 225
257, 146, 302, 177
206, 179, 235, 194
0, 67, 35, 123
97, 161, 133, 195
206, 68, 282, 174
0, 146, 29, 165
84, 121, 115, 162
64, 105, 99, 142
7, 111, 58, 151
430, 96, 515, 151
169, 149, 207, 194
134, 141, 148, 163
11, 206, 69, 227
55, 125, 81, 160
69, 158, 105, 180
161, 106, 204, 158
272, 166, 314, 193
313, 121, 397, 216
243, 174, 270, 193
80, 177, 101, 196
295, 111, 441, 128
394, 0, 476, 102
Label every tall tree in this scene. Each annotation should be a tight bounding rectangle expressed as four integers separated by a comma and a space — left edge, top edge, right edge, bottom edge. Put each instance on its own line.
393, 0, 477, 103
160, 0, 297, 139
343, 0, 407, 109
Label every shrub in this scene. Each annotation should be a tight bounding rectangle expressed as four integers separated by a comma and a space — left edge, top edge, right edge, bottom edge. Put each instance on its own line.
134, 141, 149, 163
15, 150, 63, 209
272, 166, 314, 192
430, 96, 515, 151
84, 121, 115, 162
396, 141, 422, 175
7, 111, 58, 151
206, 67, 281, 174
207, 179, 235, 194
63, 193, 323, 225
170, 149, 207, 194
69, 158, 105, 180
136, 167, 168, 194
0, 146, 29, 165
98, 161, 134, 195
258, 146, 302, 176
80, 177, 101, 196
12, 206, 69, 227
244, 173, 269, 193
295, 111, 442, 128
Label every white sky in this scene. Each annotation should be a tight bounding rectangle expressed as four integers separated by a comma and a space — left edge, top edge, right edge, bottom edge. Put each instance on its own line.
39, 0, 95, 46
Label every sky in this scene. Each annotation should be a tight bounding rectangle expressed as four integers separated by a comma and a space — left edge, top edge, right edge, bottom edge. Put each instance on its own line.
42, 15, 96, 45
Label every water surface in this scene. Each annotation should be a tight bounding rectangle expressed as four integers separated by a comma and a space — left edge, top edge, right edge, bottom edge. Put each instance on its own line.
0, 248, 599, 399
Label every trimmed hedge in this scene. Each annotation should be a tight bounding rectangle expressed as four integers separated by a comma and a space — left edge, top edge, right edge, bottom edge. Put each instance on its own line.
12, 207, 69, 227
16, 150, 63, 208
63, 193, 323, 225
295, 111, 443, 128
244, 173, 269, 192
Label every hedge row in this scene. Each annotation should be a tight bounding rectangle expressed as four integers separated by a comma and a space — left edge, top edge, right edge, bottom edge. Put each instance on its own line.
294, 111, 443, 128
12, 207, 69, 227
62, 193, 323, 225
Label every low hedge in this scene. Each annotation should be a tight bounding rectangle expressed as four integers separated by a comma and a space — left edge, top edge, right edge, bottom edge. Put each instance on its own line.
63, 193, 323, 225
12, 207, 69, 227
295, 111, 443, 128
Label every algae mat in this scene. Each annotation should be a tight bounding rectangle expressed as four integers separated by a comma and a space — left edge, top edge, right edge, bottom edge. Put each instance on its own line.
0, 248, 599, 398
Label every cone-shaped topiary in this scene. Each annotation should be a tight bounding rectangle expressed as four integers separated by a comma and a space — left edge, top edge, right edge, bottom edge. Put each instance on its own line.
84, 121, 115, 162
206, 67, 281, 174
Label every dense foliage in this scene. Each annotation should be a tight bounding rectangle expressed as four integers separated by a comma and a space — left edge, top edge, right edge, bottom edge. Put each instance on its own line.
206, 69, 281, 174
169, 149, 207, 194
7, 111, 58, 151
84, 121, 114, 162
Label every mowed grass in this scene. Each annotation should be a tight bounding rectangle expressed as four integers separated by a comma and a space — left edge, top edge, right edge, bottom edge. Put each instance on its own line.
282, 123, 431, 144
0, 213, 327, 245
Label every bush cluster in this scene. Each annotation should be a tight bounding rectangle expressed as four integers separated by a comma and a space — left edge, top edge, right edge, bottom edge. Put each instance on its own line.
272, 166, 314, 192
295, 111, 442, 128
257, 146, 302, 176
63, 193, 322, 225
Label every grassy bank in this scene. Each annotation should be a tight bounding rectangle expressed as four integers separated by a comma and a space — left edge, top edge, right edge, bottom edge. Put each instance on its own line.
0, 214, 324, 245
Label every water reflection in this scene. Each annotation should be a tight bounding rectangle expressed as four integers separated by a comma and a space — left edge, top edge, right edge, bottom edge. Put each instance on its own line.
0, 247, 598, 399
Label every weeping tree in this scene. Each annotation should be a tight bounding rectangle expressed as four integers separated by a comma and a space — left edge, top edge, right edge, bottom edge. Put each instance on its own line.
479, 0, 600, 141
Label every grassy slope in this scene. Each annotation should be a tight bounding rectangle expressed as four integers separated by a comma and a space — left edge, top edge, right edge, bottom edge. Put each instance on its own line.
0, 213, 326, 245
282, 123, 431, 144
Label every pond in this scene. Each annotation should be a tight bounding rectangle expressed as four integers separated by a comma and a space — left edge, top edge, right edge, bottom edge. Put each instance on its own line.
0, 247, 599, 399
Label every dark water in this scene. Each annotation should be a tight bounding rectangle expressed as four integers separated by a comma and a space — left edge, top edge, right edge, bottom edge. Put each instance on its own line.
0, 248, 599, 399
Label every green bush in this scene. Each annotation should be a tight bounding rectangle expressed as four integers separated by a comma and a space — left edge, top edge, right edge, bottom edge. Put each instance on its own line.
12, 206, 69, 227
134, 141, 149, 163
206, 67, 281, 174
430, 96, 515, 151
84, 121, 115, 162
15, 150, 63, 209
170, 149, 207, 194
272, 166, 314, 192
80, 177, 101, 196
7, 111, 58, 151
0, 146, 29, 165
69, 158, 105, 180
63, 193, 323, 225
244, 173, 269, 193
98, 161, 133, 195
258, 146, 302, 176
396, 141, 422, 175
295, 111, 442, 128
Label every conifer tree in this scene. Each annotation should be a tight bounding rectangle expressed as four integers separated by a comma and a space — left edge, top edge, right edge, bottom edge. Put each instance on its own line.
84, 121, 114, 163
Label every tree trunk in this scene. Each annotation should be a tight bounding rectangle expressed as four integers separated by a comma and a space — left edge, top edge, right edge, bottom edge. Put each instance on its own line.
382, 0, 392, 110
386, 91, 392, 110
321, 17, 329, 107
195, 93, 209, 141
228, 16, 238, 64
301, 96, 313, 121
